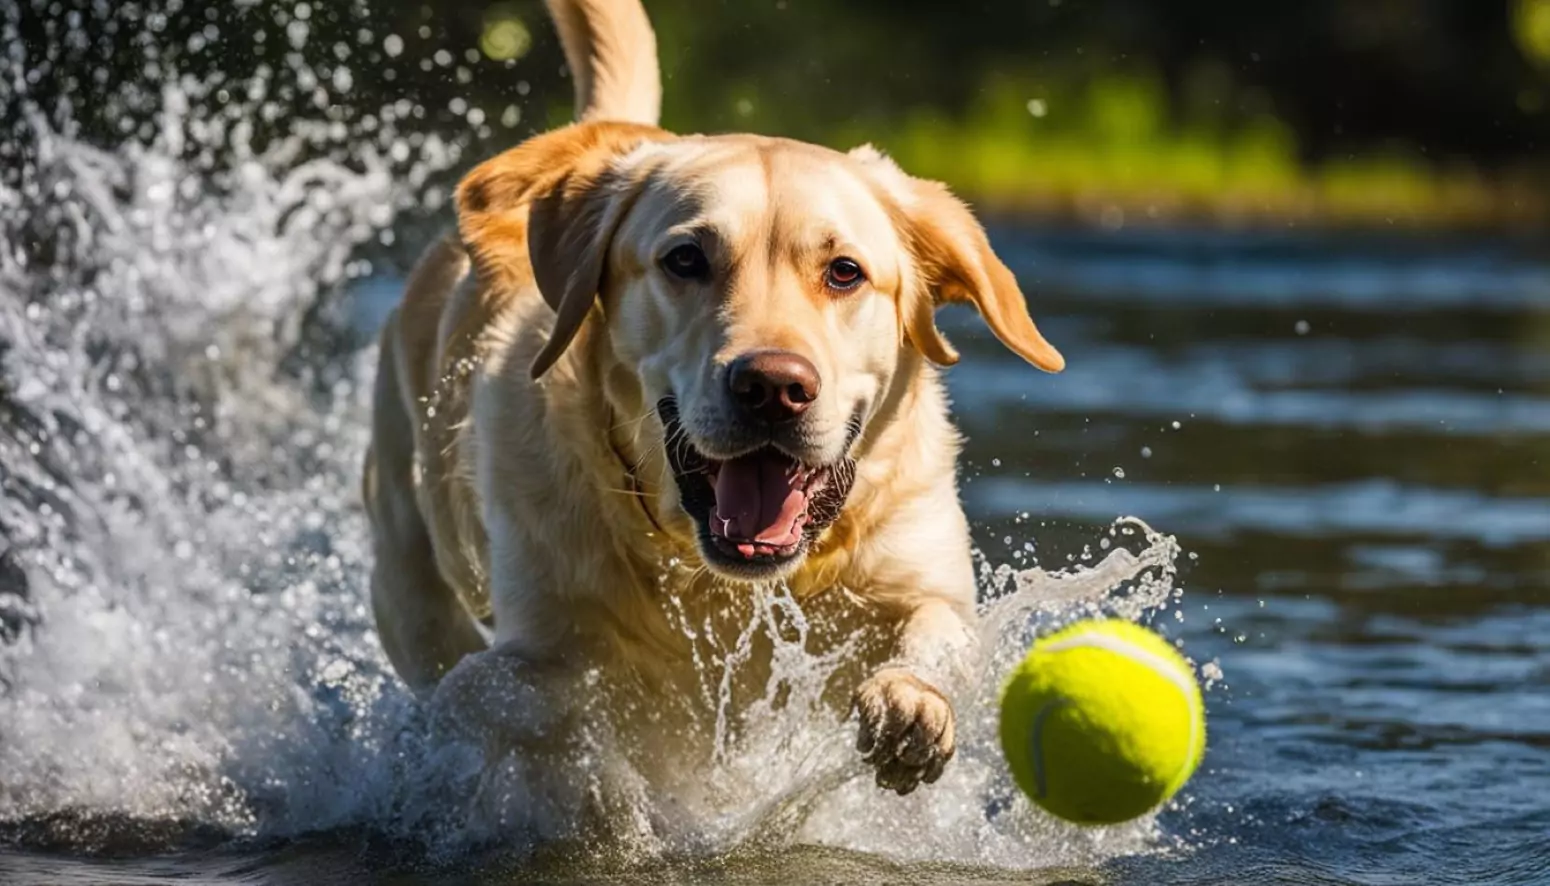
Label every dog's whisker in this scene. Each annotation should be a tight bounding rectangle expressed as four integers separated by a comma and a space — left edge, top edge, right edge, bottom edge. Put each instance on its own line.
634, 435, 668, 469
609, 406, 657, 436
602, 485, 651, 498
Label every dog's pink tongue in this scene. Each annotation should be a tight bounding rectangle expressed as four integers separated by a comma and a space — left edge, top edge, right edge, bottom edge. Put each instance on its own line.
713, 451, 807, 546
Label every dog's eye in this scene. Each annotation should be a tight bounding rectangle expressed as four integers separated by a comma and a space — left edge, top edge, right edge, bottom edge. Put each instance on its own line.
661, 244, 710, 280
826, 257, 865, 291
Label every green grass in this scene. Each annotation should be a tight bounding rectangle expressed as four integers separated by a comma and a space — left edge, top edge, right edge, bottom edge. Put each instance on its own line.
828, 71, 1545, 230
537, 54, 1545, 231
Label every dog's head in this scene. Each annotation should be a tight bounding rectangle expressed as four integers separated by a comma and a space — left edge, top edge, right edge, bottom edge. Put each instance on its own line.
475, 126, 1062, 581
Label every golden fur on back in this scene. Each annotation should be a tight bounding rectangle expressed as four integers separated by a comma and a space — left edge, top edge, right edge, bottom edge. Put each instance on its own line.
362, 0, 1064, 798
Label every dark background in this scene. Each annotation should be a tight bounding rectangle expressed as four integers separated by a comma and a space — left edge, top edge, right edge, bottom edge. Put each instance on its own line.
2, 4, 1550, 883
8, 0, 1550, 230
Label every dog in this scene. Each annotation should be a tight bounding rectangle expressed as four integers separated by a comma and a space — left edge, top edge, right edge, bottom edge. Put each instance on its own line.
361, 0, 1064, 799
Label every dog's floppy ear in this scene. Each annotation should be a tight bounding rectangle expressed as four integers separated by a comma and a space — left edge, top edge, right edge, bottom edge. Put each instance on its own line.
854, 147, 1064, 373
525, 164, 647, 378
455, 121, 666, 378
900, 181, 1064, 372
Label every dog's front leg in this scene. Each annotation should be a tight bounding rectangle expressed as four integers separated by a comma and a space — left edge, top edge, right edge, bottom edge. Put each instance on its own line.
852, 597, 977, 795
426, 639, 575, 760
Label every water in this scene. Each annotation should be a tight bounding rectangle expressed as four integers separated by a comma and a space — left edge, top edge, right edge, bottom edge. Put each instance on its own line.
4, 8, 1550, 886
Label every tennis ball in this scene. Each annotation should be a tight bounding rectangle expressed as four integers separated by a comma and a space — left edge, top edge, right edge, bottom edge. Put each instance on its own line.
999, 618, 1205, 825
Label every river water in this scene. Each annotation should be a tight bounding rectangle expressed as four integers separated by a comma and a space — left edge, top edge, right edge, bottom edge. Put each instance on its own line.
3, 15, 1550, 884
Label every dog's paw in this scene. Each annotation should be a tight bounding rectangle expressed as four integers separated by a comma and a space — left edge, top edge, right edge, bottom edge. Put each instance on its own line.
427, 644, 565, 754
852, 668, 956, 795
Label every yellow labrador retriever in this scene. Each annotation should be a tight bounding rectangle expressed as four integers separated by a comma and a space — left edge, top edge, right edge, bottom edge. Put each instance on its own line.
362, 0, 1064, 797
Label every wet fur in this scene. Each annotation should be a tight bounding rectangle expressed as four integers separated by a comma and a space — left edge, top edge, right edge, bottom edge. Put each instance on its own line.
362, 0, 1063, 796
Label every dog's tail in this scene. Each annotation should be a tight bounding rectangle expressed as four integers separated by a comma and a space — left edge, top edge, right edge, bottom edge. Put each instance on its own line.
541, 0, 661, 126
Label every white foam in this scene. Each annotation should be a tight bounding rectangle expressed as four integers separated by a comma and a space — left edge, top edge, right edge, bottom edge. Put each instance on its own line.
0, 5, 1195, 868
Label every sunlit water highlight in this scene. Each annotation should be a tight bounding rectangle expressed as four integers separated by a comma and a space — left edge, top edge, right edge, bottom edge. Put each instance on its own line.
0, 4, 1199, 878
8, 4, 1550, 884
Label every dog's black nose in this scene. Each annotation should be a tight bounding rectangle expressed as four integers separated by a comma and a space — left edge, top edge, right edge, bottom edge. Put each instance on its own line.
727, 350, 820, 423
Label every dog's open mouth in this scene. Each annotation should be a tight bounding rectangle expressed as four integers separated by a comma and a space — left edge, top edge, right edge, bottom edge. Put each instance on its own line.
704, 451, 832, 558
658, 398, 857, 575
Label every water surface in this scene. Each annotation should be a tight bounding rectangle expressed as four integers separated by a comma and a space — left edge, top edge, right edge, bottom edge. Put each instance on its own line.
4, 217, 1547, 883
2, 34, 1549, 876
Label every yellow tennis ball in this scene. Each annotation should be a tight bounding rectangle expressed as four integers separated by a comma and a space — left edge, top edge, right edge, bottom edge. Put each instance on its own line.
999, 618, 1206, 825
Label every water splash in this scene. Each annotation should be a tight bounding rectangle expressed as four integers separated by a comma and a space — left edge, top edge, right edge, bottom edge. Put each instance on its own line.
0, 0, 1198, 872
0, 0, 462, 845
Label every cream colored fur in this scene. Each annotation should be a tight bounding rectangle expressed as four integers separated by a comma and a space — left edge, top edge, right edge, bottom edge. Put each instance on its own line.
362, 0, 1064, 797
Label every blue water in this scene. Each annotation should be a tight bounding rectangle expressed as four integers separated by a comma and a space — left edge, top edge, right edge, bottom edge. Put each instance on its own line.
955, 231, 1550, 886
7, 0, 1550, 873
3, 218, 1548, 883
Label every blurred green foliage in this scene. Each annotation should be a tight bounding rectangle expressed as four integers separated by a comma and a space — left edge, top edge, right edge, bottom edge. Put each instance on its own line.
1517, 0, 1550, 67
12, 0, 1548, 231
527, 0, 1548, 229
836, 70, 1517, 228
